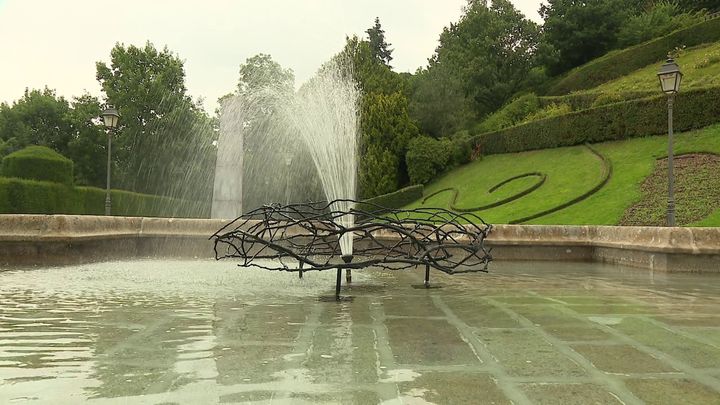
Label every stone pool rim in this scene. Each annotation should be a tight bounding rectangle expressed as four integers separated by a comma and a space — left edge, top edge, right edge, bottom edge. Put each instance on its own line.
0, 214, 718, 272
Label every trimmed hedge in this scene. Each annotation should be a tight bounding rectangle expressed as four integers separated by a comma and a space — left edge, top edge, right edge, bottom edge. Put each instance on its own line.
1, 146, 74, 185
547, 16, 720, 95
508, 145, 612, 224
539, 91, 654, 111
420, 172, 547, 213
473, 86, 720, 156
359, 185, 424, 212
0, 177, 209, 217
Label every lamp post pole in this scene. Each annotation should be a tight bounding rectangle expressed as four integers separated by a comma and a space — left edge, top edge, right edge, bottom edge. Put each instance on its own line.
105, 128, 112, 216
657, 57, 682, 227
101, 106, 120, 216
666, 94, 676, 227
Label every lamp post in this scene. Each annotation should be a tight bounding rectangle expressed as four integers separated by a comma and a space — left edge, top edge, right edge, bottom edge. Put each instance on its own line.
101, 106, 120, 216
657, 57, 683, 227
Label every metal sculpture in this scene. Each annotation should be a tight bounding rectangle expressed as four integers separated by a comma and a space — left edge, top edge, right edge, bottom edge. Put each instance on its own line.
211, 199, 492, 299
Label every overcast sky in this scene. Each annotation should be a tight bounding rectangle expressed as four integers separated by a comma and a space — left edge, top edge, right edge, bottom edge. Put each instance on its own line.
0, 0, 543, 113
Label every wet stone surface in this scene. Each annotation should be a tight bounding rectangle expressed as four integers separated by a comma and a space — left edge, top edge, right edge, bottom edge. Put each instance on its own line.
0, 259, 719, 404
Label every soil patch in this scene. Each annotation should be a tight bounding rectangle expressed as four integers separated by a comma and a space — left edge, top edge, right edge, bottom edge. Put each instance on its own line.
621, 153, 720, 226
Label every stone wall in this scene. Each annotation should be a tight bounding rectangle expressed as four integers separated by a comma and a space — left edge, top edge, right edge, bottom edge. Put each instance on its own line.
1, 215, 718, 272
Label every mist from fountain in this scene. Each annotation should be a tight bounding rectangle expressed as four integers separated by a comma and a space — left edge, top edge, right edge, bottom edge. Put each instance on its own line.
212, 57, 361, 256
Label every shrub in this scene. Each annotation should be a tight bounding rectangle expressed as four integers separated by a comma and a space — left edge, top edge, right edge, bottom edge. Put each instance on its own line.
617, 1, 707, 48
0, 177, 208, 217
474, 94, 540, 133
548, 16, 720, 95
523, 103, 572, 123
473, 86, 720, 155
1, 145, 74, 185
0, 177, 82, 214
448, 130, 473, 168
590, 92, 626, 108
540, 91, 655, 111
406, 136, 452, 185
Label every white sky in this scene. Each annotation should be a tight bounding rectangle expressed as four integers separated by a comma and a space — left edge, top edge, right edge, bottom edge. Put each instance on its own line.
0, 0, 543, 113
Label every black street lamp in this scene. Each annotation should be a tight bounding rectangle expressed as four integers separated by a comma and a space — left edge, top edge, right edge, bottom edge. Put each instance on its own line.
101, 106, 120, 216
657, 57, 683, 227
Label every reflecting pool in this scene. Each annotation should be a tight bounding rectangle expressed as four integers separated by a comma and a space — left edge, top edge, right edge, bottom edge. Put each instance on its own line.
0, 260, 719, 404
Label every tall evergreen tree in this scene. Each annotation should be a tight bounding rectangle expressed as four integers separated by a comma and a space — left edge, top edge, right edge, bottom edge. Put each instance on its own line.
366, 17, 394, 67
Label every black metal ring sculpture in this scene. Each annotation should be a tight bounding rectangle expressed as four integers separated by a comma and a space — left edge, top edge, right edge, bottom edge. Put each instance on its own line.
211, 199, 492, 299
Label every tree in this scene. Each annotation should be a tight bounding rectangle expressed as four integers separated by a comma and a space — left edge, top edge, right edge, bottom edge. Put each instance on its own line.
237, 53, 295, 96
366, 17, 394, 67
360, 92, 419, 196
0, 88, 106, 186
66, 94, 107, 187
539, 0, 637, 75
336, 36, 420, 198
617, 1, 708, 48
0, 88, 73, 157
410, 0, 540, 134
96, 42, 216, 200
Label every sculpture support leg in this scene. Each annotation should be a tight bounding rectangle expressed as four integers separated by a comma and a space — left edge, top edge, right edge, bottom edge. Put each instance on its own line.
335, 268, 342, 300
424, 264, 430, 288
299, 260, 304, 279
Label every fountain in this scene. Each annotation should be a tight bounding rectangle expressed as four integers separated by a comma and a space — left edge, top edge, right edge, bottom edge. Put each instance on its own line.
209, 57, 492, 299
211, 57, 359, 256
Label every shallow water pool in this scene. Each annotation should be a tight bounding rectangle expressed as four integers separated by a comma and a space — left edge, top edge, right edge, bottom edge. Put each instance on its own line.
0, 260, 719, 404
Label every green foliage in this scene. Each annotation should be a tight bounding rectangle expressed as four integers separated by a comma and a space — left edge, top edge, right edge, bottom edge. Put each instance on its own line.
677, 0, 720, 11
410, 0, 540, 135
588, 42, 720, 93
409, 65, 475, 138
447, 130, 473, 168
547, 16, 720, 95
0, 177, 82, 214
96, 42, 216, 201
359, 185, 424, 211
540, 91, 654, 110
475, 94, 541, 133
474, 86, 720, 155
522, 102, 572, 123
539, 0, 638, 75
359, 91, 420, 197
617, 1, 707, 48
590, 92, 625, 108
341, 36, 406, 96
0, 88, 106, 186
1, 146, 73, 185
365, 17, 393, 67
0, 176, 207, 217
406, 136, 452, 185
237, 53, 295, 96
337, 35, 419, 198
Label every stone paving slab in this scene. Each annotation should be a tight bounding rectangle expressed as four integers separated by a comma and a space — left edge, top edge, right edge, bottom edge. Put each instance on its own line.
386, 318, 479, 365
475, 329, 587, 378
521, 383, 623, 405
611, 318, 720, 369
625, 378, 720, 405
571, 344, 678, 374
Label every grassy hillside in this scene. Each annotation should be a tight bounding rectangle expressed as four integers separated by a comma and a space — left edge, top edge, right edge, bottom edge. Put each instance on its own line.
409, 124, 720, 226
586, 42, 720, 94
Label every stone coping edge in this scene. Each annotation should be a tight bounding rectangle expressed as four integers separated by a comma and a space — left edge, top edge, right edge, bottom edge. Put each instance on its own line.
0, 215, 719, 256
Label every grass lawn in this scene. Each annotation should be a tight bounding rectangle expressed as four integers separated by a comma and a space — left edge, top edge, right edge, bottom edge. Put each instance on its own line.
408, 124, 720, 226
584, 42, 720, 94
